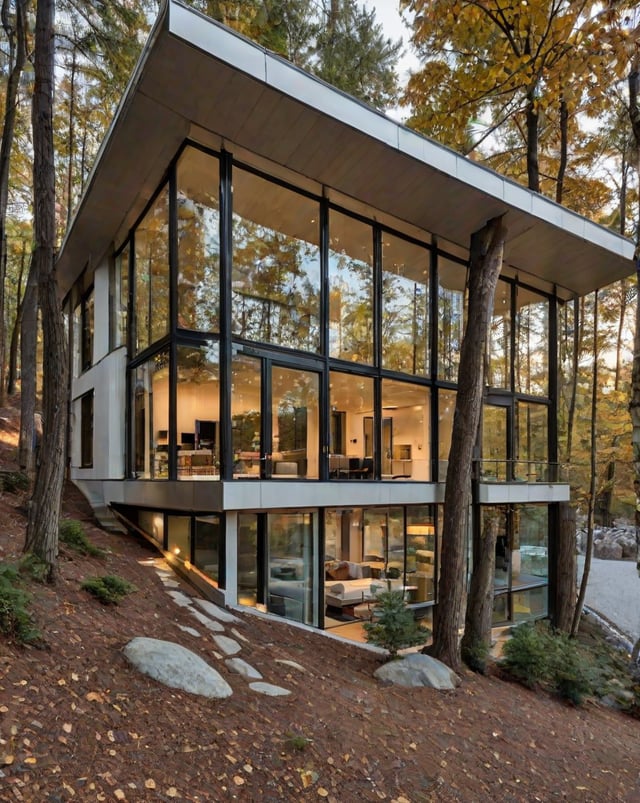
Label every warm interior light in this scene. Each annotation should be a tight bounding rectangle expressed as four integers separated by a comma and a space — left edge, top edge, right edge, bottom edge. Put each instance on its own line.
406, 524, 435, 536
173, 547, 181, 555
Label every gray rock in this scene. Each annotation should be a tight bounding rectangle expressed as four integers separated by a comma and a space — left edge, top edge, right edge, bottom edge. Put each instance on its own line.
211, 634, 242, 655
225, 657, 262, 680
374, 653, 460, 690
594, 540, 623, 560
189, 608, 225, 632
167, 590, 193, 607
123, 637, 232, 698
176, 624, 201, 637
249, 682, 291, 696
194, 598, 239, 623
275, 659, 306, 673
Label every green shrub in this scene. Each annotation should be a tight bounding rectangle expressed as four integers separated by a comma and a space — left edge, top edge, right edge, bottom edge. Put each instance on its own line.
363, 589, 426, 659
501, 622, 594, 705
81, 574, 136, 605
0, 471, 30, 494
0, 562, 41, 645
17, 553, 49, 584
59, 518, 105, 558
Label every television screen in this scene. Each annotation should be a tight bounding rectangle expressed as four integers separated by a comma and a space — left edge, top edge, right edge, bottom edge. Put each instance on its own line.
181, 432, 195, 447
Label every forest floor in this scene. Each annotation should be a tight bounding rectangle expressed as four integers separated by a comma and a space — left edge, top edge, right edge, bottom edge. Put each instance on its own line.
2, 401, 640, 802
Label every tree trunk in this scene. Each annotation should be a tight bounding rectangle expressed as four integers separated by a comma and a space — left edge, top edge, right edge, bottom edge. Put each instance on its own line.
24, 0, 67, 582
553, 502, 577, 633
7, 238, 27, 396
428, 215, 506, 672
0, 0, 29, 407
18, 256, 37, 472
526, 90, 539, 193
571, 292, 598, 637
461, 509, 498, 672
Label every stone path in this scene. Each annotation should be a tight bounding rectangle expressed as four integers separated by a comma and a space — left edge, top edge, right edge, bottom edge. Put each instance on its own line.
129, 557, 294, 699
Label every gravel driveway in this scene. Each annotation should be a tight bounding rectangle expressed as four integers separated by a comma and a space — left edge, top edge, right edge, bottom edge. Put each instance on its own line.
577, 555, 640, 642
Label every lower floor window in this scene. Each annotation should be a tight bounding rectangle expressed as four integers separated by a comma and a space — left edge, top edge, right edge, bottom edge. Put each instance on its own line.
80, 390, 94, 468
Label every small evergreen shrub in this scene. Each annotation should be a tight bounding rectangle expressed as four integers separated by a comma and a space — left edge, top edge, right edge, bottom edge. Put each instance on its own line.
501, 622, 594, 705
363, 589, 426, 659
0, 562, 41, 644
18, 553, 49, 584
0, 471, 30, 494
81, 574, 136, 605
59, 518, 106, 558
462, 637, 491, 674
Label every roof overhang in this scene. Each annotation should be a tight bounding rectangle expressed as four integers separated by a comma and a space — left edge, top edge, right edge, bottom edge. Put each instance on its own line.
56, 0, 635, 300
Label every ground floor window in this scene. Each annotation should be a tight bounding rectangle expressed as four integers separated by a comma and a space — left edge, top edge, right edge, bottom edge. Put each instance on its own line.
80, 390, 94, 468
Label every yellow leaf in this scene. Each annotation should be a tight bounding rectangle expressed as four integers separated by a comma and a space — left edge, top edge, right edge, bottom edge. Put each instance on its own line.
63, 723, 72, 734
233, 776, 245, 786
86, 692, 103, 703
24, 757, 37, 765
144, 779, 156, 789
166, 788, 178, 798
1, 755, 14, 766
318, 789, 329, 797
115, 791, 126, 801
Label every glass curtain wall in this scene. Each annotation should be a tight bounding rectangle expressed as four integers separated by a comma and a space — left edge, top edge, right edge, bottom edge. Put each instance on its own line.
231, 354, 262, 477
516, 402, 548, 481
438, 389, 457, 481
381, 233, 430, 375
482, 404, 509, 481
232, 168, 321, 352
131, 349, 170, 479
176, 147, 220, 333
328, 371, 374, 479
488, 279, 511, 389
267, 512, 314, 624
516, 287, 549, 396
134, 185, 169, 354
381, 379, 430, 480
176, 342, 220, 479
328, 210, 374, 364
271, 365, 320, 479
437, 256, 466, 381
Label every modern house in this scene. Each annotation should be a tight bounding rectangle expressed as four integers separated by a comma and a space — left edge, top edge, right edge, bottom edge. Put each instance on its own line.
57, 0, 635, 635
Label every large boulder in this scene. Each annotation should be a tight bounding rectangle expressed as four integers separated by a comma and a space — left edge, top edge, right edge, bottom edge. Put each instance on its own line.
593, 540, 623, 561
123, 637, 232, 698
374, 653, 460, 690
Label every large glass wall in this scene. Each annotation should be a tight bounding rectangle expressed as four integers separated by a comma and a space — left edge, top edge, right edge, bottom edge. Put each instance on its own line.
271, 365, 319, 479
438, 389, 457, 481
329, 371, 374, 480
131, 349, 169, 479
482, 404, 509, 481
267, 512, 315, 624
437, 256, 466, 381
176, 147, 220, 333
134, 185, 169, 354
516, 287, 549, 396
232, 168, 320, 352
516, 402, 548, 481
176, 342, 220, 479
232, 354, 262, 478
381, 379, 430, 480
328, 210, 374, 364
381, 233, 430, 375
488, 280, 511, 389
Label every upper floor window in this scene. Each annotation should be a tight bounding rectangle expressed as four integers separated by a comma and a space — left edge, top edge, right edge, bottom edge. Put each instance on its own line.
177, 147, 220, 333
437, 255, 466, 381
382, 234, 430, 376
73, 286, 94, 375
516, 288, 549, 397
232, 168, 320, 352
488, 279, 511, 389
134, 185, 169, 354
112, 245, 129, 350
328, 210, 374, 365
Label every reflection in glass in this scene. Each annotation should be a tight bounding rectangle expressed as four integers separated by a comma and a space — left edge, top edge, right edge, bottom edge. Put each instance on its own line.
488, 280, 511, 388
238, 513, 258, 606
232, 169, 320, 351
194, 515, 221, 583
406, 505, 436, 603
131, 348, 169, 479
363, 507, 403, 579
438, 389, 456, 481
231, 354, 262, 478
381, 234, 429, 375
134, 185, 169, 353
516, 402, 548, 481
114, 245, 129, 349
381, 379, 430, 480
176, 342, 220, 479
267, 512, 314, 625
176, 147, 220, 332
329, 210, 373, 364
167, 516, 191, 562
329, 371, 374, 480
517, 505, 548, 583
482, 405, 508, 481
438, 256, 466, 381
516, 288, 549, 396
271, 365, 319, 479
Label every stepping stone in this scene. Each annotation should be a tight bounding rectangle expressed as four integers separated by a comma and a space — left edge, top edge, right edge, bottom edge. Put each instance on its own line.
231, 628, 249, 643
194, 599, 239, 623
211, 634, 242, 656
225, 657, 262, 680
176, 624, 201, 638
249, 682, 291, 697
123, 637, 232, 699
167, 590, 193, 607
159, 577, 180, 588
275, 659, 306, 673
189, 608, 225, 633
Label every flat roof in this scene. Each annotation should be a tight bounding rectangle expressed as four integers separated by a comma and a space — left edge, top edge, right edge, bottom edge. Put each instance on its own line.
56, 0, 635, 299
